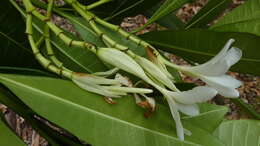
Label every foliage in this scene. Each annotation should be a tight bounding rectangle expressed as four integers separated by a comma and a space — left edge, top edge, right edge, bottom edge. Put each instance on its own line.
0, 0, 259, 145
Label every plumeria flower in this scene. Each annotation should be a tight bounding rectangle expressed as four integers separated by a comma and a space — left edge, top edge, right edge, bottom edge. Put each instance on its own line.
134, 55, 178, 91
97, 48, 150, 81
146, 47, 175, 81
97, 47, 219, 140
161, 39, 242, 98
72, 73, 153, 98
156, 84, 217, 141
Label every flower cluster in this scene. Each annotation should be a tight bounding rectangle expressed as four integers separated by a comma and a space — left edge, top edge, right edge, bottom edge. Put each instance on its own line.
71, 39, 241, 140
91, 39, 241, 140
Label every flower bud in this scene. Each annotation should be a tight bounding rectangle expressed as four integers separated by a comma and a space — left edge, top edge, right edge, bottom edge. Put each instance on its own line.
97, 48, 149, 80
134, 56, 178, 91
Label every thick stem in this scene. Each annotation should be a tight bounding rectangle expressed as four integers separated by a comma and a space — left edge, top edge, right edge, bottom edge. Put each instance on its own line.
24, 9, 73, 78
83, 0, 111, 10
23, 0, 97, 53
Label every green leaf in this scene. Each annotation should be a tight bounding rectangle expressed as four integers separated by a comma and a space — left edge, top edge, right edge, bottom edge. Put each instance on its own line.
230, 98, 260, 120
0, 74, 225, 146
0, 0, 38, 68
140, 29, 260, 75
183, 103, 228, 133
213, 120, 260, 146
144, 3, 185, 29
133, 0, 190, 32
103, 0, 160, 23
0, 84, 83, 146
210, 0, 260, 37
75, 0, 160, 24
0, 66, 56, 77
186, 0, 232, 29
0, 117, 25, 146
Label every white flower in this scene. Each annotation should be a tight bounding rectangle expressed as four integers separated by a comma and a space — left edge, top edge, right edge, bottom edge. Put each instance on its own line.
159, 86, 218, 140
97, 48, 149, 80
97, 47, 218, 140
134, 56, 178, 91
162, 39, 242, 98
72, 73, 153, 97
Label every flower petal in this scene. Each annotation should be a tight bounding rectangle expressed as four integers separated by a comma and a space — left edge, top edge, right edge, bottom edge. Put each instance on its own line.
135, 56, 178, 91
182, 39, 242, 76
226, 47, 242, 67
73, 73, 120, 85
97, 48, 148, 80
104, 86, 153, 94
170, 86, 217, 104
73, 79, 123, 97
201, 75, 241, 98
166, 97, 184, 141
176, 103, 199, 116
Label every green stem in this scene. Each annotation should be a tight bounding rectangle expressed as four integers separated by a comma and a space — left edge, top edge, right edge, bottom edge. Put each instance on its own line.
23, 0, 97, 53
82, 0, 111, 10
24, 7, 73, 78
63, 0, 180, 93
44, 0, 68, 71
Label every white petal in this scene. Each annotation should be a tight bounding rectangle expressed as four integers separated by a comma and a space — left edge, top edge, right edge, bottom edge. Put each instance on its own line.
73, 73, 120, 85
142, 94, 156, 111
104, 86, 153, 94
176, 103, 199, 116
97, 48, 148, 80
170, 86, 217, 104
115, 73, 133, 87
166, 97, 184, 141
226, 47, 242, 67
135, 56, 178, 91
73, 79, 122, 97
184, 128, 192, 136
134, 94, 142, 104
154, 56, 175, 80
93, 68, 119, 77
207, 39, 235, 64
201, 75, 241, 98
182, 39, 242, 76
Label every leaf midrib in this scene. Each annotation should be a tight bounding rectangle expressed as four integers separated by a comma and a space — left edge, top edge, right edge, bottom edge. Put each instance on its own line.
0, 31, 30, 53
186, 0, 228, 29
211, 17, 260, 29
146, 40, 260, 62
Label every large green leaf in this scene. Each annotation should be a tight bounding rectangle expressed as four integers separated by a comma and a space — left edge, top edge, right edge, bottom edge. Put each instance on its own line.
140, 29, 260, 75
186, 0, 232, 29
213, 120, 260, 146
0, 0, 38, 68
0, 118, 25, 146
133, 0, 191, 32
0, 83, 83, 146
0, 74, 225, 146
210, 0, 260, 37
